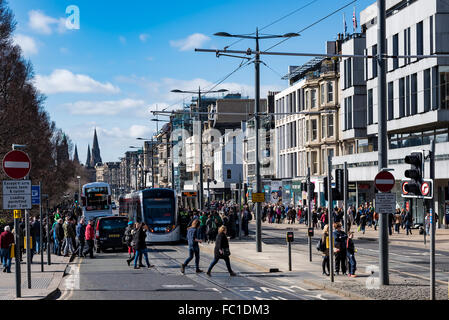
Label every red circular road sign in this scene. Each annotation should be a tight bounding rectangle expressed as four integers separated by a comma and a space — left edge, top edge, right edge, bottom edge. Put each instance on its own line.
2, 150, 31, 179
402, 181, 409, 195
375, 170, 395, 193
421, 182, 430, 196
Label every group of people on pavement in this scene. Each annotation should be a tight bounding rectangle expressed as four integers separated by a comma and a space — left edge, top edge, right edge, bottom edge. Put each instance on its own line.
318, 222, 357, 278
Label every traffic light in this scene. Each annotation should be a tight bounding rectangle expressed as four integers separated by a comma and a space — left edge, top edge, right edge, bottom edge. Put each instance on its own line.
74, 192, 79, 203
403, 151, 423, 196
334, 169, 344, 200
308, 182, 315, 201
301, 182, 307, 192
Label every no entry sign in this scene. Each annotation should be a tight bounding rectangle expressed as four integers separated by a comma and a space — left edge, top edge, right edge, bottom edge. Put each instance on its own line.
2, 150, 31, 179
375, 171, 395, 193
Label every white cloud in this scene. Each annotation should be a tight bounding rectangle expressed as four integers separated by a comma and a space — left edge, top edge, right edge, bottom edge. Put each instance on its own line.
139, 33, 149, 42
28, 10, 66, 35
34, 69, 121, 94
170, 33, 210, 51
64, 99, 146, 115
13, 34, 38, 56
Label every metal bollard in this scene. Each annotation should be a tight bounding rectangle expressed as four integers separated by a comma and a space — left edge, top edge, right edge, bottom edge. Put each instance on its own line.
286, 232, 294, 271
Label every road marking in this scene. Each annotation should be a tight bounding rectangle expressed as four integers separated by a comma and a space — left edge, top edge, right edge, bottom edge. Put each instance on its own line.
162, 284, 195, 288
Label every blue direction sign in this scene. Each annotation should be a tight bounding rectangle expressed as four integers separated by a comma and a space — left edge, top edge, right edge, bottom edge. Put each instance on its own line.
32, 185, 40, 205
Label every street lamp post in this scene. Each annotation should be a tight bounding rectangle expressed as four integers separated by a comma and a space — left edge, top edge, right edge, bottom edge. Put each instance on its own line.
171, 88, 228, 211
214, 29, 299, 252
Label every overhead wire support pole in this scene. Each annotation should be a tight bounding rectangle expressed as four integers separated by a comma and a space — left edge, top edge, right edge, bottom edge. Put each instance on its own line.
430, 139, 435, 300
377, 0, 389, 286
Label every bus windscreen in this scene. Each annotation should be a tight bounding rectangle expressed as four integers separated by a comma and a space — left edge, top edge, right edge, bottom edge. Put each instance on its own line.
143, 198, 174, 225
85, 187, 109, 211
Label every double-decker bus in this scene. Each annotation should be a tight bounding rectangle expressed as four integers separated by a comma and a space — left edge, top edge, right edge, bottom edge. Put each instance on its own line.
81, 182, 113, 221
119, 188, 180, 243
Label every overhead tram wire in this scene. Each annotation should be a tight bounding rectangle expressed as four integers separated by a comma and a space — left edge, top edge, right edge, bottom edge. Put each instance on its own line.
222, 0, 320, 51
262, 0, 357, 53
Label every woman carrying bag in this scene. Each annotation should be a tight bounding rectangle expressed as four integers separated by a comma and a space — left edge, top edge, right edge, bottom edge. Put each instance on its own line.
206, 226, 236, 277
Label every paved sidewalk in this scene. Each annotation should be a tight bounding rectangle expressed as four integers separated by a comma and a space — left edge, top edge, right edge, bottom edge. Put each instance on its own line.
0, 253, 69, 300
261, 221, 449, 252
197, 221, 449, 300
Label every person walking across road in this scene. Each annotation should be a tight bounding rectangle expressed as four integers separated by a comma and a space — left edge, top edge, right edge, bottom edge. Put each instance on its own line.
181, 219, 203, 274
0, 226, 14, 273
206, 226, 236, 277
133, 222, 153, 269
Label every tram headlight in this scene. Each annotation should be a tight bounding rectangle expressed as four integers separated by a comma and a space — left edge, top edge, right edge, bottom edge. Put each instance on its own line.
165, 225, 175, 233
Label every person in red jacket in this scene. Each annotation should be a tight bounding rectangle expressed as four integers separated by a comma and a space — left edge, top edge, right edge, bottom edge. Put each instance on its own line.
0, 226, 15, 273
84, 219, 95, 258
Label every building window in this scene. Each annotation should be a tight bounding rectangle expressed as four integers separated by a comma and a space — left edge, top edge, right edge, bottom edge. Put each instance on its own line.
430, 16, 434, 54
347, 97, 353, 130
311, 151, 318, 175
305, 120, 309, 142
311, 119, 317, 141
393, 34, 399, 70
399, 78, 405, 118
327, 82, 334, 103
328, 114, 334, 138
321, 83, 325, 105
311, 90, 317, 108
432, 66, 439, 110
424, 68, 431, 112
388, 81, 394, 120
321, 116, 326, 139
347, 58, 352, 86
368, 89, 373, 125
227, 169, 232, 179
406, 76, 411, 116
305, 91, 309, 109
417, 21, 423, 57
441, 67, 449, 109
411, 73, 418, 115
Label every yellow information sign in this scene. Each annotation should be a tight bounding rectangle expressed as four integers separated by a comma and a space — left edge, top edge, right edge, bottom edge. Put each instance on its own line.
13, 210, 22, 219
252, 193, 265, 203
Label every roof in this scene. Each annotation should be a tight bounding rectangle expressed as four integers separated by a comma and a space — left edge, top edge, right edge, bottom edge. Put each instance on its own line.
282, 57, 323, 82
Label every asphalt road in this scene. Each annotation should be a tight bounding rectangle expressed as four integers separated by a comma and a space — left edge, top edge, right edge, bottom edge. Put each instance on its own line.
56, 240, 342, 300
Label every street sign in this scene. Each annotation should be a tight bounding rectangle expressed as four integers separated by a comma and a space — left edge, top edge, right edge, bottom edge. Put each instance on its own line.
401, 179, 433, 199
3, 180, 31, 209
421, 181, 430, 197
2, 150, 31, 179
375, 193, 396, 214
13, 210, 22, 219
252, 192, 265, 203
31, 185, 40, 205
374, 171, 395, 193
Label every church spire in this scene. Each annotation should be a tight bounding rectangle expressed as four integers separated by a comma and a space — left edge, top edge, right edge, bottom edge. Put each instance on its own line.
90, 128, 102, 167
86, 144, 91, 168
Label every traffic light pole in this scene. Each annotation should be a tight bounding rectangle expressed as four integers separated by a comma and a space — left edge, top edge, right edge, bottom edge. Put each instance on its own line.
430, 139, 435, 300
377, 0, 389, 286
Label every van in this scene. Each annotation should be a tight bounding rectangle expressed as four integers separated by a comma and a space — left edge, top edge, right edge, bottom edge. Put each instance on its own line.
94, 216, 128, 253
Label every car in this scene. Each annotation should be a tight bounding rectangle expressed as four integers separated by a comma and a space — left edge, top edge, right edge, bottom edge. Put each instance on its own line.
94, 216, 128, 253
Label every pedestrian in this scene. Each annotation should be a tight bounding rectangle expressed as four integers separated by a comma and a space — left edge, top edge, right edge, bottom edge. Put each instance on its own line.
199, 212, 208, 241
333, 222, 348, 275
242, 207, 251, 236
320, 224, 330, 276
0, 226, 14, 273
359, 209, 367, 234
74, 217, 86, 258
84, 219, 95, 258
63, 218, 75, 257
54, 218, 64, 256
206, 226, 236, 277
31, 217, 41, 254
181, 219, 203, 274
394, 210, 402, 234
133, 222, 153, 269
346, 232, 357, 277
206, 214, 217, 243
405, 209, 413, 235
124, 221, 135, 265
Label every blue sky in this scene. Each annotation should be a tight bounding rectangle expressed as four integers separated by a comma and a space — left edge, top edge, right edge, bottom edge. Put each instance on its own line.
9, 0, 374, 163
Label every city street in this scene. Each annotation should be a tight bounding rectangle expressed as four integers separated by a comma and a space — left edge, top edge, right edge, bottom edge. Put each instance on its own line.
53, 221, 449, 301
